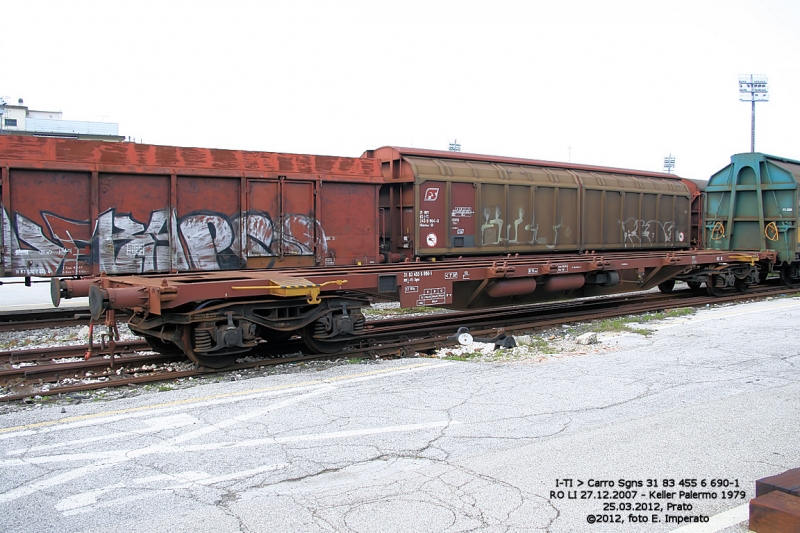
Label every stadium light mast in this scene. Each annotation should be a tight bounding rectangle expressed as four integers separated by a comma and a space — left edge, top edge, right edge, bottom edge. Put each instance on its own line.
663, 154, 675, 174
448, 139, 461, 152
738, 74, 769, 153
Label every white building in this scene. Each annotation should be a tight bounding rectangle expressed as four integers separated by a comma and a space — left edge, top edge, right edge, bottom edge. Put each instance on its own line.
0, 98, 124, 141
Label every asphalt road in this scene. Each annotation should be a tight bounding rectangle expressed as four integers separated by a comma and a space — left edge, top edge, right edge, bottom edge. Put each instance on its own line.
1, 297, 798, 532
0, 277, 87, 310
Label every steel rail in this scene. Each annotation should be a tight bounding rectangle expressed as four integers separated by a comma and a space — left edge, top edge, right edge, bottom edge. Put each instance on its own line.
1, 284, 797, 402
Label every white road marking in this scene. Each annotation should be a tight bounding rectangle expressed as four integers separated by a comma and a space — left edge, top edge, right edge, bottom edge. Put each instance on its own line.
57, 463, 289, 516
0, 363, 456, 505
0, 362, 453, 439
55, 483, 125, 512
159, 386, 334, 445
0, 388, 327, 504
0, 389, 331, 468
47, 420, 458, 516
5, 413, 200, 455
178, 420, 460, 453
0, 383, 332, 439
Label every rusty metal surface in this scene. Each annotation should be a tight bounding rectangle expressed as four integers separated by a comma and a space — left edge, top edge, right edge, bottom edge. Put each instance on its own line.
0, 135, 383, 278
82, 249, 777, 314
1, 136, 382, 178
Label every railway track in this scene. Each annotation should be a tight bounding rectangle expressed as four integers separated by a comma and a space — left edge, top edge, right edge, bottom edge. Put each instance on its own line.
0, 307, 92, 332
0, 308, 133, 332
1, 283, 797, 402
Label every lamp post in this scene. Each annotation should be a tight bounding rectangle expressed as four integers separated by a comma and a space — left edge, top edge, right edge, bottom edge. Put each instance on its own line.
738, 74, 769, 153
663, 154, 675, 174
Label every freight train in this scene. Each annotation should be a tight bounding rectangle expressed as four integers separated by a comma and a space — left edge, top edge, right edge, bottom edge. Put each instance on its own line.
1, 136, 797, 366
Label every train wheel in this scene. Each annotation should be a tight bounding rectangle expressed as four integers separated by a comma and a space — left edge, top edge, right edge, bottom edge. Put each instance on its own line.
142, 334, 182, 356
779, 263, 800, 289
301, 325, 353, 354
657, 279, 676, 294
181, 325, 243, 369
734, 277, 750, 293
706, 274, 726, 297
686, 281, 703, 291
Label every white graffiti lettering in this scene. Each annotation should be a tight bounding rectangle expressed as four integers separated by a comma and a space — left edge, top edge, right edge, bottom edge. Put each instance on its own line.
619, 218, 676, 247
1, 206, 325, 277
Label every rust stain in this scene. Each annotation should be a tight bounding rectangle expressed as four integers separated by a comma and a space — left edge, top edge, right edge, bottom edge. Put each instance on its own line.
242, 152, 277, 171
132, 143, 150, 166
154, 145, 181, 167
278, 155, 296, 172
360, 159, 376, 174
315, 156, 337, 173
0, 135, 383, 180
180, 147, 210, 168
98, 143, 130, 165
296, 155, 313, 174
55, 140, 96, 162
338, 158, 354, 173
208, 148, 240, 169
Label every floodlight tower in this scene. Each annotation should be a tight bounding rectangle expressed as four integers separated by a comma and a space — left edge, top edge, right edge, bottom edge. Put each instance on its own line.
448, 139, 461, 152
663, 154, 676, 174
738, 74, 769, 152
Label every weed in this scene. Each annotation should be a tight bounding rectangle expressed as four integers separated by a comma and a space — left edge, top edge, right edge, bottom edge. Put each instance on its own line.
637, 307, 695, 322
364, 306, 446, 317
528, 338, 558, 353
664, 307, 695, 318
442, 351, 483, 361
593, 317, 642, 332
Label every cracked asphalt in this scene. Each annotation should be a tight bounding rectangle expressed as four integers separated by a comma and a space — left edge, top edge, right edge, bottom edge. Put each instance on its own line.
1, 296, 799, 532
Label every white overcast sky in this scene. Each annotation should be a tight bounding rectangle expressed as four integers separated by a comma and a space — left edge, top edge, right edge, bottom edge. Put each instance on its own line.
4, 0, 799, 180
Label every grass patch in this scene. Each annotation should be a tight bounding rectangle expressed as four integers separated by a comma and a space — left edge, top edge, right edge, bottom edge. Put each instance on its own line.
571, 307, 697, 337
637, 307, 695, 322
364, 306, 445, 316
441, 351, 483, 361
0, 338, 34, 350
567, 316, 645, 336
593, 317, 645, 332
526, 337, 558, 354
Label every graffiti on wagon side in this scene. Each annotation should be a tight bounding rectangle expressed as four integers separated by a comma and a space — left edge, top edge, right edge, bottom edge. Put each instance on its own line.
1, 207, 326, 276
619, 218, 677, 247
480, 206, 566, 248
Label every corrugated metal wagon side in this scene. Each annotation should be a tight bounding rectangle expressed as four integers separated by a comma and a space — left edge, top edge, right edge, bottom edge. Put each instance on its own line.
369, 146, 692, 260
407, 155, 582, 255
0, 135, 383, 279
579, 171, 691, 251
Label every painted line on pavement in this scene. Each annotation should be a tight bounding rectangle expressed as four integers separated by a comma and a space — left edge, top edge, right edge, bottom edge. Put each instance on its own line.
0, 361, 453, 438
